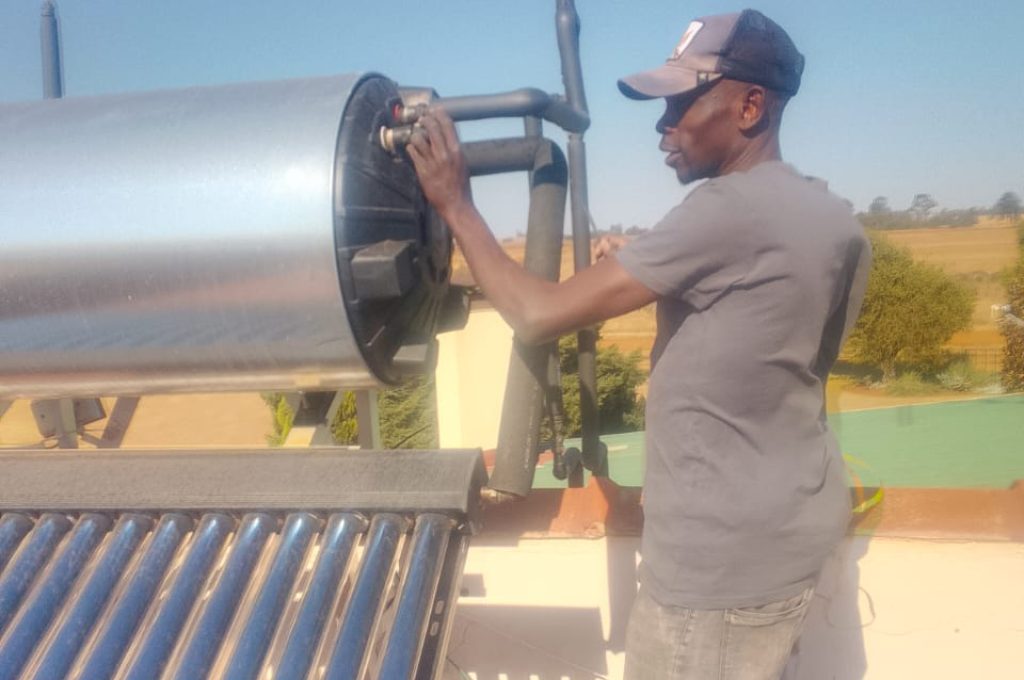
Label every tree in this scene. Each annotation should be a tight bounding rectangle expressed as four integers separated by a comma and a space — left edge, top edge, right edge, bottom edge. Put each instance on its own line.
547, 329, 646, 439
1001, 255, 1024, 390
868, 196, 890, 215
847, 232, 975, 381
909, 193, 937, 221
994, 191, 1022, 220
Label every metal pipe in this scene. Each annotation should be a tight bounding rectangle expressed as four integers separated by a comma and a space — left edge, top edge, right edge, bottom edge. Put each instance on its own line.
276, 513, 367, 680
558, 0, 605, 480
40, 1, 63, 99
0, 514, 33, 574
33, 514, 152, 680
467, 138, 567, 497
325, 513, 405, 680
172, 513, 275, 679
378, 513, 454, 679
569, 135, 604, 481
79, 512, 192, 679
124, 513, 235, 680
555, 0, 588, 114
0, 513, 111, 678
0, 513, 71, 636
225, 512, 319, 680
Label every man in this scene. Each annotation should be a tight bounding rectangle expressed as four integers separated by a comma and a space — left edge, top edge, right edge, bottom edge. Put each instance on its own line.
408, 9, 870, 679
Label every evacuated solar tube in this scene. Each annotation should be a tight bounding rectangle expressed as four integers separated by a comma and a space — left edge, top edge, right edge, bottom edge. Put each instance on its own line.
0, 73, 454, 398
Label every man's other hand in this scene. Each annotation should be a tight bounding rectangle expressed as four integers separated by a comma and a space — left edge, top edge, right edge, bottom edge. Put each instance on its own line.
593, 235, 628, 262
406, 110, 473, 222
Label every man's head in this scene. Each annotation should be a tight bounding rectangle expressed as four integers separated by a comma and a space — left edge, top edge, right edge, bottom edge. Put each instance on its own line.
618, 10, 803, 184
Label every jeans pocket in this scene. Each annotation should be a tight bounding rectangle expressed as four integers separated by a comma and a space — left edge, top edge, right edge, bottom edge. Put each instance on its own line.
724, 586, 814, 627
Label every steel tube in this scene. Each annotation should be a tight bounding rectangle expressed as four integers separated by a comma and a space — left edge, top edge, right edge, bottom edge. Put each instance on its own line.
0, 513, 71, 636
276, 513, 366, 680
79, 513, 192, 679
555, 0, 589, 115
124, 513, 234, 680
325, 513, 405, 680
0, 513, 110, 677
33, 514, 152, 680
0, 515, 33, 574
225, 513, 319, 680
172, 513, 275, 679
40, 1, 63, 99
378, 513, 453, 680
568, 134, 603, 481
557, 0, 603, 480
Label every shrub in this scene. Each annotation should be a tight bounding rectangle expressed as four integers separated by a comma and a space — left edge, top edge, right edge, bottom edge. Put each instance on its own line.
936, 359, 994, 392
883, 371, 935, 396
847, 232, 975, 382
1002, 255, 1024, 391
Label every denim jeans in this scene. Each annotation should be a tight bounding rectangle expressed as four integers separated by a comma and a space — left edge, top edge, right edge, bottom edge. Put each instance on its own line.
623, 585, 814, 680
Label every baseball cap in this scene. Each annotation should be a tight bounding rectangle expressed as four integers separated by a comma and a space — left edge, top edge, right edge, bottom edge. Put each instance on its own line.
618, 9, 804, 100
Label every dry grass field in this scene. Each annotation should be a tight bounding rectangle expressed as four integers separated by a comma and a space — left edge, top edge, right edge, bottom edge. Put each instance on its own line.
472, 217, 1019, 357
466, 217, 1021, 407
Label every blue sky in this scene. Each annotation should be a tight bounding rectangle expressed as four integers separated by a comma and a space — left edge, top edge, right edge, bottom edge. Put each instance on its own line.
2, 0, 1022, 236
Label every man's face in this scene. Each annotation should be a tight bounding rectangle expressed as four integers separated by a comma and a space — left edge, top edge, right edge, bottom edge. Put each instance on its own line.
656, 81, 736, 184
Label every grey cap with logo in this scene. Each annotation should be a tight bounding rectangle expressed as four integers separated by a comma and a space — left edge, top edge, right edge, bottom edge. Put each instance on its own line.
618, 9, 804, 100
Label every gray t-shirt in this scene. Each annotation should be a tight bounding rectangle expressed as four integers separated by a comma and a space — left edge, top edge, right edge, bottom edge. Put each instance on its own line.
616, 161, 871, 609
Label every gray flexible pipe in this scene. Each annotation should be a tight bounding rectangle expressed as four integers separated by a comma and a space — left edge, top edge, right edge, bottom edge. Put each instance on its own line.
461, 138, 567, 496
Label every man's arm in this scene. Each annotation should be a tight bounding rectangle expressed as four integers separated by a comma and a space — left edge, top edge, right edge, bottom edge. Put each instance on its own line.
407, 111, 656, 345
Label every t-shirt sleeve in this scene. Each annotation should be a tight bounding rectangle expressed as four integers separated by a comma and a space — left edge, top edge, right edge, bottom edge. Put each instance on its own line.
615, 180, 752, 310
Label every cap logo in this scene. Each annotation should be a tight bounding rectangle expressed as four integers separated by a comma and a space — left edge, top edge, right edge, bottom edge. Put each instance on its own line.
670, 21, 703, 61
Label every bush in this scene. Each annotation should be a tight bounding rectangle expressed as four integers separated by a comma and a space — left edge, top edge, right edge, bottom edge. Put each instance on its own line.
847, 232, 975, 382
1002, 255, 1024, 391
264, 376, 438, 449
883, 371, 936, 396
936, 359, 994, 392
545, 330, 646, 439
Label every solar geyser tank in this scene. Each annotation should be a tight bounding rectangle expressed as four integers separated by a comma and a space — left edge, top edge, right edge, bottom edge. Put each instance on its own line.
0, 73, 453, 398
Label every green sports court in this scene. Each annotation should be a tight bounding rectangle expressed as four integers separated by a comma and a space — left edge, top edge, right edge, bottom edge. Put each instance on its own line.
535, 394, 1024, 490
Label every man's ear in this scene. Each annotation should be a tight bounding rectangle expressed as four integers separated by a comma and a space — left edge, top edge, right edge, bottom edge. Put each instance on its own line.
737, 85, 769, 133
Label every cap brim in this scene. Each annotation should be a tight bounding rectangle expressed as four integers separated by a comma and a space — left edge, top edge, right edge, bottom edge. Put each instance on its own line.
618, 64, 702, 100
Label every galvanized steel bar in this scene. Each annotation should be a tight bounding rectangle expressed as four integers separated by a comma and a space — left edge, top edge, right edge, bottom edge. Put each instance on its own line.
40, 1, 63, 99
172, 513, 276, 679
225, 512, 319, 680
78, 513, 192, 679
378, 513, 453, 680
33, 514, 153, 680
275, 513, 366, 680
0, 515, 33, 574
0, 513, 71, 636
0, 513, 110, 677
325, 513, 405, 680
123, 513, 234, 680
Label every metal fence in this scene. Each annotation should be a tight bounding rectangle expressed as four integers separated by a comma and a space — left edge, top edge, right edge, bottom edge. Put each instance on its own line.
953, 346, 1004, 374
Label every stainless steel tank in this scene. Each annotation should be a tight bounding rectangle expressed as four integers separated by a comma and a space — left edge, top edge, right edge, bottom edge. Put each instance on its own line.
0, 73, 454, 398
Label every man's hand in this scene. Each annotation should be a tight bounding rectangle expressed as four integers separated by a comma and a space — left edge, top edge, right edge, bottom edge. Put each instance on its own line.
593, 235, 628, 262
406, 110, 473, 223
